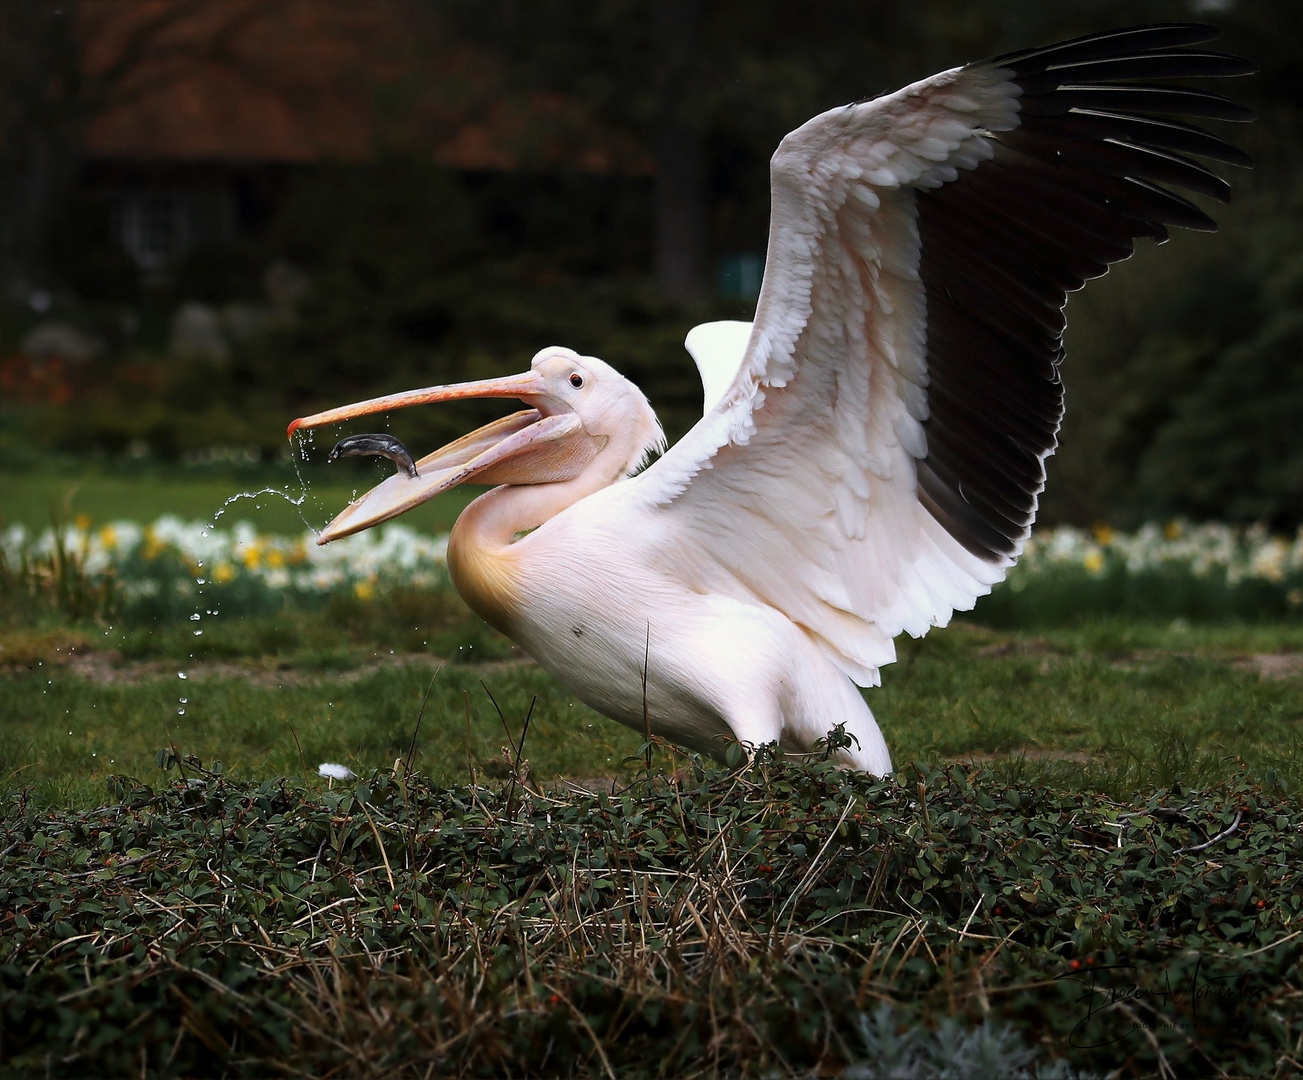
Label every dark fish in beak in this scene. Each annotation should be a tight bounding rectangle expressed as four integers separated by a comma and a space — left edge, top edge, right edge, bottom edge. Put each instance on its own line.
328, 432, 419, 478
289, 369, 592, 545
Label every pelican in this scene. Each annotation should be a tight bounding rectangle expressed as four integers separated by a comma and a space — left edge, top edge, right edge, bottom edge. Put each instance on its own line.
289, 25, 1252, 774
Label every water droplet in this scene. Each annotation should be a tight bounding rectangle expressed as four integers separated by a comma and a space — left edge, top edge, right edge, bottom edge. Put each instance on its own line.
190, 614, 201, 622
179, 697, 188, 705
178, 672, 187, 680
194, 630, 203, 637
178, 708, 186, 715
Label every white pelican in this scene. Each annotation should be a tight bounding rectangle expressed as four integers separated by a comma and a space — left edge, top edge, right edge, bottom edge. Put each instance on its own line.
289, 25, 1252, 774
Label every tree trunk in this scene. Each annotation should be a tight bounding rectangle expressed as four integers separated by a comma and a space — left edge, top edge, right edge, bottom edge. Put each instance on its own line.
0, 1, 81, 298
653, 0, 708, 304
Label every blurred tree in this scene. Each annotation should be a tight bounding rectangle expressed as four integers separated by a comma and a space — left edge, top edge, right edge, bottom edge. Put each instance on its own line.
1132, 219, 1303, 526
257, 153, 708, 449
0, 0, 78, 299
0, 0, 258, 300
441, 0, 1248, 305
653, 0, 708, 301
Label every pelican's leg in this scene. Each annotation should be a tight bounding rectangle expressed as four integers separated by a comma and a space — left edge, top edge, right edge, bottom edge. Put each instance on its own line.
715, 705, 784, 768
781, 673, 894, 776
717, 697, 892, 776
826, 701, 893, 775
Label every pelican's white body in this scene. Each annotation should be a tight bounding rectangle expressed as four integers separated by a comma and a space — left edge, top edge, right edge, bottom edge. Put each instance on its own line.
497, 484, 892, 771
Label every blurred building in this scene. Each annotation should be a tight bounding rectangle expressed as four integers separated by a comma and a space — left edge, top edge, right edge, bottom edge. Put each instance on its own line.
74, 0, 645, 279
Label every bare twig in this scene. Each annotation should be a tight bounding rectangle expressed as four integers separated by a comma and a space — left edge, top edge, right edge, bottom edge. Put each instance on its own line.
284, 721, 308, 786
480, 681, 514, 756
360, 803, 396, 894
404, 665, 443, 774
1175, 809, 1243, 854
514, 696, 536, 778
642, 622, 652, 776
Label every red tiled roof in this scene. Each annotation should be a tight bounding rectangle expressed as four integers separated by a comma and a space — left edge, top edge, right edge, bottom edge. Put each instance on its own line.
78, 0, 647, 172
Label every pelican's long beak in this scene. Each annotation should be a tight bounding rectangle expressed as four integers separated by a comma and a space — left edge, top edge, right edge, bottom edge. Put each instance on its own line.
288, 371, 600, 544
287, 371, 549, 437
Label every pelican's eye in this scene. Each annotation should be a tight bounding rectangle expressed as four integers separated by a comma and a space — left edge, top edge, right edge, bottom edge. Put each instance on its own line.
569, 373, 584, 389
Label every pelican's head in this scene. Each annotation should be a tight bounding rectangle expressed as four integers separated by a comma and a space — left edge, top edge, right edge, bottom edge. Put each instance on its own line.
288, 347, 663, 543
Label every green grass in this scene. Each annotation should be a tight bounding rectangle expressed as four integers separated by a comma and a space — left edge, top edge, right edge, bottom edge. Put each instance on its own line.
5, 613, 1301, 809
879, 621, 1303, 792
0, 657, 658, 808
0, 461, 480, 536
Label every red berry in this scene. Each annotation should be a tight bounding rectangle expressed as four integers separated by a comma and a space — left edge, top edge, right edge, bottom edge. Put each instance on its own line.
1071, 959, 1080, 970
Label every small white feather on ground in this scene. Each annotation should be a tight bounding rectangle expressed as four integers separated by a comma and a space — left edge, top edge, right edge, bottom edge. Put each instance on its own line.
317, 762, 357, 780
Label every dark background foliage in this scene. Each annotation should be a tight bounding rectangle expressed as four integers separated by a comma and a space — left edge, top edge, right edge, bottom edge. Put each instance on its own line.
1, 0, 1300, 527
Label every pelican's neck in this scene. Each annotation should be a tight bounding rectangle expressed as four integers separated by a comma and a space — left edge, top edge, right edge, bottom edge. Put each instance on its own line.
447, 453, 626, 634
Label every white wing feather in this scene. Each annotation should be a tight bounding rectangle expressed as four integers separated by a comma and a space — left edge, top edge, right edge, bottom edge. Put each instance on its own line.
627, 64, 1025, 684
684, 321, 754, 416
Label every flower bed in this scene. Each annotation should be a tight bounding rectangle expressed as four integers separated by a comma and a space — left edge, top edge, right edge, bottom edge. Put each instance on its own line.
981, 522, 1303, 626
1, 515, 450, 622
3, 517, 1302, 626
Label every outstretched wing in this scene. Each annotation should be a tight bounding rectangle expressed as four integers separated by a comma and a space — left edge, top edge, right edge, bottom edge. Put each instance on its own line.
630, 24, 1253, 684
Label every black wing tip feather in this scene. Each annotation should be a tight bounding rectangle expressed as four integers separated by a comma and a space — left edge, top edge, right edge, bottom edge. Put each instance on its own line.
912, 23, 1252, 566
989, 23, 1224, 71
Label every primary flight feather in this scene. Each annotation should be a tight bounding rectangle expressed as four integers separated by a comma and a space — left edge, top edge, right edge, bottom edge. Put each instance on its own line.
289, 24, 1253, 773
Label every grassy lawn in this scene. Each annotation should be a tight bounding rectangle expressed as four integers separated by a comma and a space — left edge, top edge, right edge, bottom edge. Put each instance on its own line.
3, 613, 1301, 808
0, 461, 480, 536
